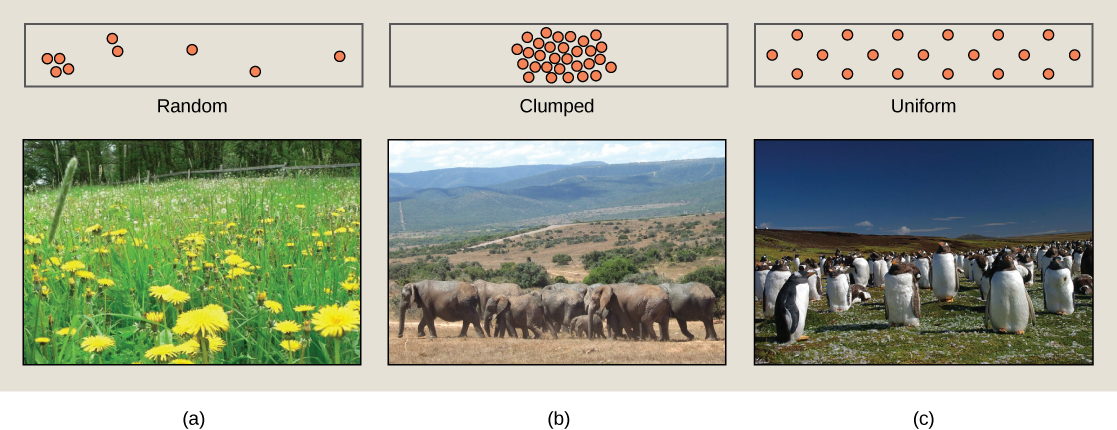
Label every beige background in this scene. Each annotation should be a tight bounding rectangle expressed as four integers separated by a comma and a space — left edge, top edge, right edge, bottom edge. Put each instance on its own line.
0, 0, 1111, 391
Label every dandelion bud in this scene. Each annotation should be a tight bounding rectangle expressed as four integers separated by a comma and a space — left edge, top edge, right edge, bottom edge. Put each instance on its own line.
256, 291, 267, 306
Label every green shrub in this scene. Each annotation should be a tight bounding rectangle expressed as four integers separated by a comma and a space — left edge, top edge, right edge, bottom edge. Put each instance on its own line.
679, 264, 726, 298
552, 253, 572, 266
583, 257, 638, 284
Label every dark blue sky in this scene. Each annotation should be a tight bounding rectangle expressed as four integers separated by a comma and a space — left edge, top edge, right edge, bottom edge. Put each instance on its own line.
755, 140, 1093, 238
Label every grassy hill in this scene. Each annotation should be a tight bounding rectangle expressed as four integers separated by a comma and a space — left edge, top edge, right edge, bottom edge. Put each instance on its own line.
389, 164, 574, 196
755, 228, 1092, 260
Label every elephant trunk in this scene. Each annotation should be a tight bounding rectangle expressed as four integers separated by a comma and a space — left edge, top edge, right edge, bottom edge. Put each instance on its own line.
397, 301, 407, 338
482, 310, 493, 337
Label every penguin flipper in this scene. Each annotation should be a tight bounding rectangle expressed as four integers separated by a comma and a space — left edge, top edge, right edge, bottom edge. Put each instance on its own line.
983, 291, 992, 330
784, 288, 800, 335
882, 288, 889, 320
1041, 270, 1048, 311
1027, 291, 1037, 327
912, 286, 921, 319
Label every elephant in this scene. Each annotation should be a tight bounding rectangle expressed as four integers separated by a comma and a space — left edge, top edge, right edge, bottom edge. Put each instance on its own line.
540, 288, 588, 334
398, 280, 485, 338
571, 314, 604, 338
658, 282, 719, 340
584, 283, 671, 341
484, 293, 556, 339
472, 280, 524, 336
542, 282, 589, 297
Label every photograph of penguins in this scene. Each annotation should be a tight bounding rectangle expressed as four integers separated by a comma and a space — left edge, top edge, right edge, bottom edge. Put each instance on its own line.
754, 140, 1093, 364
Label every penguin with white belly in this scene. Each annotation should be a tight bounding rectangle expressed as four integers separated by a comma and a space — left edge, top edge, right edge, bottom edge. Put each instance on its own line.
851, 255, 870, 286
931, 242, 959, 302
974, 254, 991, 301
792, 254, 801, 272
868, 252, 887, 288
986, 253, 1036, 334
806, 259, 822, 301
774, 267, 813, 344
1040, 247, 1058, 282
755, 262, 772, 302
912, 252, 932, 289
825, 262, 854, 312
1042, 257, 1074, 315
884, 262, 922, 327
1016, 254, 1036, 287
763, 261, 792, 318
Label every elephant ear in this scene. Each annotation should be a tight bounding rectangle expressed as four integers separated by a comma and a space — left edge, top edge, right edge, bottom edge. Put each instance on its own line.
598, 284, 613, 312
497, 296, 510, 315
406, 284, 417, 308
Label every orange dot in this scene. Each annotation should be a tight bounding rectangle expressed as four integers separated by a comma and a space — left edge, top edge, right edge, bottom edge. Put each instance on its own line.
522, 32, 533, 43
584, 59, 594, 69
1019, 49, 1030, 61
590, 70, 602, 81
535, 51, 545, 61
892, 29, 903, 40
540, 28, 551, 38
555, 63, 565, 74
524, 47, 534, 58
1069, 49, 1081, 61
512, 44, 523, 55
250, 66, 261, 77
107, 33, 118, 44
562, 53, 572, 64
553, 31, 563, 42
586, 46, 597, 57
546, 73, 557, 83
563, 72, 574, 83
63, 63, 74, 75
50, 66, 61, 78
918, 49, 929, 61
112, 46, 123, 57
591, 29, 602, 40
817, 49, 828, 61
892, 68, 903, 80
596, 42, 607, 53
517, 58, 529, 69
541, 62, 552, 73
41, 53, 52, 64
1043, 68, 1054, 80
942, 68, 953, 80
842, 68, 853, 80
767, 49, 778, 61
565, 32, 576, 43
842, 29, 853, 41
867, 49, 879, 61
578, 36, 589, 46
578, 71, 588, 82
54, 53, 65, 64
572, 46, 583, 57
544, 42, 555, 52
1044, 29, 1054, 41
992, 29, 1004, 41
523, 72, 534, 83
792, 29, 803, 40
534, 38, 544, 49
791, 68, 803, 80
190, 44, 201, 56
968, 49, 979, 61
605, 62, 616, 73
550, 53, 561, 63
591, 54, 603, 65
992, 68, 1004, 80
571, 61, 582, 71
558, 42, 569, 53
943, 29, 953, 41
529, 62, 540, 72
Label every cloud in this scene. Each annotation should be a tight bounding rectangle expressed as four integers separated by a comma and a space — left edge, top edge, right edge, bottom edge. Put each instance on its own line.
975, 222, 1017, 227
758, 222, 773, 229
855, 221, 874, 228
933, 216, 965, 221
895, 226, 911, 235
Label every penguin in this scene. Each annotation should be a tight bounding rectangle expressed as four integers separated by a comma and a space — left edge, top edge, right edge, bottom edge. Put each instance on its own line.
792, 254, 801, 271
1073, 274, 1093, 295
1040, 247, 1058, 282
1016, 253, 1036, 287
763, 261, 792, 318
985, 253, 1036, 334
806, 259, 822, 301
1042, 257, 1074, 315
883, 262, 922, 327
931, 242, 959, 302
868, 252, 888, 288
1080, 245, 1093, 276
755, 262, 772, 302
774, 267, 812, 344
974, 254, 991, 301
850, 255, 870, 286
850, 283, 871, 303
912, 252, 932, 289
825, 262, 853, 312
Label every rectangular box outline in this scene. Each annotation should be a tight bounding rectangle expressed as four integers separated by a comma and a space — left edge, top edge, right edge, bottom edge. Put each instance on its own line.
24, 23, 364, 88
389, 23, 730, 88
753, 23, 1093, 88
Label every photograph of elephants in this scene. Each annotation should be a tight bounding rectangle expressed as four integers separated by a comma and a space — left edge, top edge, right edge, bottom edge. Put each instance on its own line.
754, 139, 1093, 364
389, 140, 726, 364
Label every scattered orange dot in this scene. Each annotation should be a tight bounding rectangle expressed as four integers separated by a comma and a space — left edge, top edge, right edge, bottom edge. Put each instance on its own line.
842, 29, 853, 41
546, 73, 557, 84
512, 44, 523, 55
112, 46, 123, 57
584, 59, 594, 69
540, 28, 551, 38
595, 54, 605, 65
1069, 49, 1081, 61
892, 29, 903, 40
563, 72, 573, 83
550, 53, 561, 63
553, 31, 563, 42
942, 68, 953, 80
892, 68, 903, 80
791, 68, 803, 80
533, 38, 544, 49
555, 63, 565, 74
596, 42, 607, 53
992, 68, 1004, 80
190, 44, 201, 56
523, 72, 534, 83
817, 49, 828, 61
867, 49, 879, 61
968, 49, 979, 61
54, 53, 65, 64
591, 29, 602, 40
517, 58, 529, 69
842, 68, 853, 80
767, 49, 778, 61
562, 53, 572, 64
41, 53, 52, 64
605, 62, 616, 73
535, 51, 545, 61
558, 42, 569, 53
63, 63, 74, 75
530, 62, 541, 72
1043, 29, 1054, 41
250, 66, 261, 77
578, 71, 588, 82
1043, 68, 1054, 80
107, 33, 118, 44
1019, 49, 1030, 61
578, 36, 589, 46
572, 46, 582, 57
792, 29, 803, 40
943, 29, 954, 40
541, 62, 552, 73
590, 70, 602, 81
545, 42, 555, 52
522, 32, 533, 43
571, 61, 582, 71
918, 49, 929, 61
992, 29, 1004, 40
565, 32, 576, 42
50, 66, 61, 78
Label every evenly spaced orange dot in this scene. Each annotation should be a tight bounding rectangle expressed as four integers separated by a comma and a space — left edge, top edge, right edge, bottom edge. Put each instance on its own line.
590, 70, 602, 81
541, 62, 552, 73
512, 44, 523, 55
767, 49, 778, 61
41, 53, 52, 64
791, 68, 803, 80
591, 29, 602, 40
943, 29, 953, 41
563, 72, 573, 83
553, 31, 563, 42
842, 68, 853, 80
112, 46, 123, 57
792, 29, 803, 40
584, 58, 594, 69
54, 53, 65, 64
540, 28, 551, 38
992, 68, 1004, 80
605, 62, 616, 73
572, 46, 582, 57
595, 54, 605, 65
1069, 49, 1081, 61
555, 63, 565, 74
578, 71, 588, 82
817, 49, 828, 61
562, 53, 572, 64
517, 58, 529, 69
892, 29, 903, 40
558, 42, 568, 53
1043, 29, 1054, 41
968, 49, 979, 61
842, 29, 853, 41
107, 33, 118, 44
1043, 68, 1054, 80
867, 49, 879, 61
550, 53, 561, 63
918, 49, 929, 61
522, 32, 533, 43
63, 63, 74, 75
546, 73, 557, 83
892, 68, 903, 80
565, 32, 576, 42
250, 66, 261, 77
534, 38, 544, 49
545, 42, 555, 52
586, 46, 596, 56
942, 68, 953, 80
535, 51, 545, 61
50, 66, 61, 78
523, 72, 534, 83
571, 60, 582, 71
529, 62, 540, 72
1019, 49, 1030, 61
596, 42, 607, 53
190, 44, 201, 56
992, 29, 1004, 40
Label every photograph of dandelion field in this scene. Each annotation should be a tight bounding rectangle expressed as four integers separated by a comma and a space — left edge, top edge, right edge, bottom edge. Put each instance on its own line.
22, 140, 361, 364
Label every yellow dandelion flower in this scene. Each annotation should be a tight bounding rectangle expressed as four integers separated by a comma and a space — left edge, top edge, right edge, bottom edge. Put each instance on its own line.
263, 218, 275, 224
175, 340, 199, 356
35, 337, 50, 345
283, 264, 295, 269
294, 305, 315, 313
236, 261, 252, 269
165, 289, 191, 305
96, 278, 115, 287
76, 270, 96, 280
204, 262, 215, 269
323, 231, 333, 237
110, 228, 128, 236
133, 238, 144, 247
351, 221, 360, 226
144, 344, 179, 362
113, 238, 125, 245
172, 305, 230, 337
60, 260, 86, 273
226, 222, 236, 229
331, 212, 340, 217
343, 256, 358, 263
223, 254, 245, 266
340, 279, 360, 291
145, 311, 165, 323
207, 336, 227, 352
225, 267, 251, 279
264, 300, 283, 314
85, 224, 103, 234
280, 340, 302, 352
286, 242, 295, 247
170, 359, 194, 364
47, 256, 61, 266
94, 247, 109, 254
334, 227, 349, 234
322, 287, 331, 294
56, 327, 75, 336
311, 231, 320, 237
24, 234, 43, 245
80, 335, 115, 353
345, 300, 360, 312
148, 285, 173, 300
274, 320, 301, 334
295, 204, 306, 209
337, 207, 346, 213
185, 251, 197, 259
311, 304, 361, 338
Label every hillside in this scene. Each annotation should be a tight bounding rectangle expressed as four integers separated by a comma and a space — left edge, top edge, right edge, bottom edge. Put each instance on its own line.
755, 228, 1093, 260
388, 164, 575, 196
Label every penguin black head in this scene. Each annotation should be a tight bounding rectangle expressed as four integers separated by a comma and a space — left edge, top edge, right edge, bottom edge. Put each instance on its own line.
1046, 258, 1065, 271
760, 255, 769, 262
936, 242, 951, 254
772, 260, 790, 271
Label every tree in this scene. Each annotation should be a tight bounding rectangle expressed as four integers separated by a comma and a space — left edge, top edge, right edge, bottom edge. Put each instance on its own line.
582, 257, 638, 284
510, 262, 550, 288
553, 275, 568, 283
680, 264, 726, 298
552, 253, 572, 266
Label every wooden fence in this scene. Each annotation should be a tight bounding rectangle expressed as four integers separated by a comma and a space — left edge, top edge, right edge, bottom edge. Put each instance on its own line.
108, 162, 360, 185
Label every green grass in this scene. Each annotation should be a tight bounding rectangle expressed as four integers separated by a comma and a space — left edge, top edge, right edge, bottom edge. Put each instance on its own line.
754, 275, 1092, 364
22, 175, 361, 364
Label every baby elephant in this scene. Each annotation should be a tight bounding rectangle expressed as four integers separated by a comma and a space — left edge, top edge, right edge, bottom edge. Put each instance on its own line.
571, 314, 604, 339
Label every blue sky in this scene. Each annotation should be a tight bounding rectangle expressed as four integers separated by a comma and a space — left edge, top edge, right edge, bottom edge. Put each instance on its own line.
388, 140, 725, 172
755, 140, 1093, 238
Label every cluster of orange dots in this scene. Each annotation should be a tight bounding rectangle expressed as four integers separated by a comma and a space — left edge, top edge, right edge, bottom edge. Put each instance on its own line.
41, 52, 74, 78
768, 28, 1079, 82
512, 27, 616, 84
